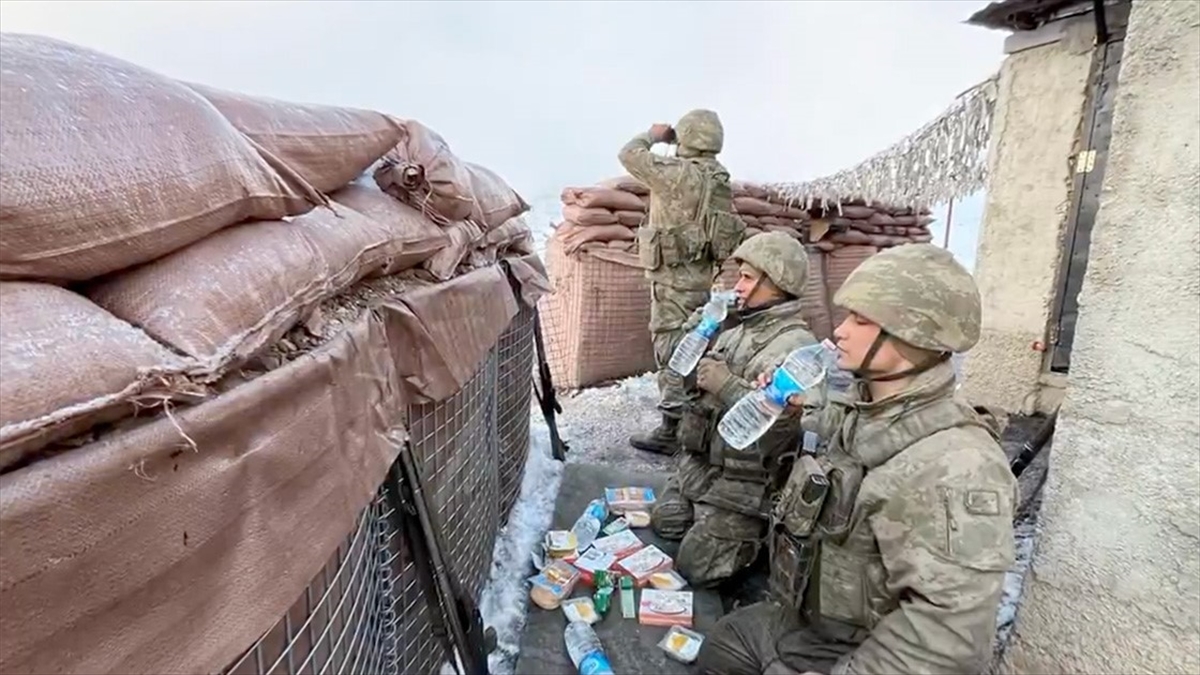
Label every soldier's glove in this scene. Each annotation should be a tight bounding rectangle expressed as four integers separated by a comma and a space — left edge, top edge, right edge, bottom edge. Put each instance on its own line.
696, 358, 732, 394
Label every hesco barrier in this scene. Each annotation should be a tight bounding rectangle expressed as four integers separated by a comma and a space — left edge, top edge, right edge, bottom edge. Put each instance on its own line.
0, 258, 547, 675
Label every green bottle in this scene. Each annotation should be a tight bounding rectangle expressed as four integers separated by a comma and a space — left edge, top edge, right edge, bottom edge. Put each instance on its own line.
593, 570, 613, 616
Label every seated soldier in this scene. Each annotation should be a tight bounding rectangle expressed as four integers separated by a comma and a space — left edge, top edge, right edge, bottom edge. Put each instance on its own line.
650, 232, 817, 588
697, 243, 1017, 675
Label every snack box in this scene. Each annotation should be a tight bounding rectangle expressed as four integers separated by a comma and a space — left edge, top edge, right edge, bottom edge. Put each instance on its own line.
658, 625, 705, 663
528, 560, 581, 610
639, 589, 694, 627
601, 517, 629, 536
614, 544, 673, 586
605, 487, 656, 514
567, 547, 617, 586
648, 569, 688, 591
588, 530, 645, 560
625, 510, 652, 528
562, 596, 601, 625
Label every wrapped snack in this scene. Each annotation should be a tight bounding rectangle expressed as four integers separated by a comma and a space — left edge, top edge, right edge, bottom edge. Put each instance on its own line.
590, 530, 645, 559
658, 626, 705, 663
625, 511, 651, 528
569, 548, 617, 586
529, 560, 581, 610
601, 517, 630, 536
648, 569, 688, 591
562, 597, 601, 625
605, 487, 656, 514
615, 544, 673, 586
639, 589, 694, 627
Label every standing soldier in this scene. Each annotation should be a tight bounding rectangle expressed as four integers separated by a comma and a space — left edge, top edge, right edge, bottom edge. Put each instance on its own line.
650, 232, 818, 588
697, 244, 1018, 675
618, 109, 745, 456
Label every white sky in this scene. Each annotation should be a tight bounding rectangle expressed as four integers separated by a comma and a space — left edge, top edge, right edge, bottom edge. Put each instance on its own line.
0, 0, 1006, 203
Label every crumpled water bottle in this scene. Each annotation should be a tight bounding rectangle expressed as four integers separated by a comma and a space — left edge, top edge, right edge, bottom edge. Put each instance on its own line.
565, 621, 615, 675
668, 290, 736, 376
718, 340, 841, 450
570, 498, 609, 552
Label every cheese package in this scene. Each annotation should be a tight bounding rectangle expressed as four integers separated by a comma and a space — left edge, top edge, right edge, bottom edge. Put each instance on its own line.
528, 560, 581, 610
604, 487, 656, 514
545, 530, 578, 559
648, 569, 688, 591
562, 597, 601, 625
658, 625, 705, 663
589, 530, 644, 559
614, 544, 673, 586
625, 510, 652, 528
639, 589, 694, 627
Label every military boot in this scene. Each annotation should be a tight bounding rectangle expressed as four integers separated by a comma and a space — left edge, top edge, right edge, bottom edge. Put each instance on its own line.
629, 415, 680, 455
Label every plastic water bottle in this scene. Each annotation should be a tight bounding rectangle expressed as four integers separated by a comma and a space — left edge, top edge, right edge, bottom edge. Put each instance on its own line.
718, 340, 840, 450
570, 499, 609, 552
565, 621, 615, 675
668, 291, 735, 376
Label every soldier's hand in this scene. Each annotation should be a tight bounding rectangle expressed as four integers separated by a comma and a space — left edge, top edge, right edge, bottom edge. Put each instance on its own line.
754, 371, 807, 410
696, 358, 731, 394
649, 123, 676, 144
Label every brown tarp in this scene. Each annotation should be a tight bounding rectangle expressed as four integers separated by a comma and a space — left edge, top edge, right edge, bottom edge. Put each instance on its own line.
0, 258, 549, 675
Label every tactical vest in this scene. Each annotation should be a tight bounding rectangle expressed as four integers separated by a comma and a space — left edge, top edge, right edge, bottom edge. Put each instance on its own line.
677, 311, 810, 517
768, 393, 998, 629
636, 161, 744, 282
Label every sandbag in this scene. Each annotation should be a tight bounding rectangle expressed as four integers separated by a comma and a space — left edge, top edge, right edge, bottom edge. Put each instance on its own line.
733, 197, 782, 218
825, 245, 878, 329
0, 283, 185, 467
0, 34, 322, 282
86, 204, 399, 365
799, 249, 834, 341
615, 210, 645, 228
559, 223, 634, 254
598, 175, 649, 196
868, 211, 897, 227
732, 181, 771, 200
835, 205, 876, 220
561, 187, 647, 213
329, 181, 449, 274
763, 225, 803, 239
425, 221, 485, 281
186, 83, 404, 194
562, 204, 620, 227
374, 120, 528, 229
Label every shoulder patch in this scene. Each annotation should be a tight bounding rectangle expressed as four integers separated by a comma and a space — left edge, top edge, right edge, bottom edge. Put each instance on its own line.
964, 489, 1001, 516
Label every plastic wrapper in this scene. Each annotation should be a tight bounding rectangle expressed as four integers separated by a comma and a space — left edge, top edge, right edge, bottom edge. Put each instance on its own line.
658, 626, 705, 663
562, 597, 600, 625
528, 560, 581, 610
605, 487, 656, 514
648, 569, 688, 591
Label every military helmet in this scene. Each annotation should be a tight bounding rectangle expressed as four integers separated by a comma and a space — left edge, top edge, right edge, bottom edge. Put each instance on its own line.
675, 109, 724, 153
833, 243, 981, 353
731, 231, 808, 297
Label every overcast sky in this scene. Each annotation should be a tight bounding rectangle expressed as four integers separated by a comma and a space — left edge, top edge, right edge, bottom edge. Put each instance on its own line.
1, 0, 1005, 201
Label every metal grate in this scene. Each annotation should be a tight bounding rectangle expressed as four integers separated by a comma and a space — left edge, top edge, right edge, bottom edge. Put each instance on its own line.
224, 492, 397, 675
496, 304, 535, 518
226, 305, 539, 675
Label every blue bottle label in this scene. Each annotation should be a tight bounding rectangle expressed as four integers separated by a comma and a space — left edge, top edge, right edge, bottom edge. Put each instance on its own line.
766, 367, 803, 407
697, 316, 720, 339
579, 651, 614, 675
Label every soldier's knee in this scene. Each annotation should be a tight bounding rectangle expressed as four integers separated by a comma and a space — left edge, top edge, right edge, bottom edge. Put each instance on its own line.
650, 499, 692, 540
676, 520, 760, 588
696, 610, 765, 675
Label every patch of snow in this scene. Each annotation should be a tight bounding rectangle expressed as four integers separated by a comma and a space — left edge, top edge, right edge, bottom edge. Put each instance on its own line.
994, 515, 1039, 649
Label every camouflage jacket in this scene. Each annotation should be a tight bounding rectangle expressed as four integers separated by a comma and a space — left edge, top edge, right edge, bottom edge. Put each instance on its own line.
683, 299, 817, 516
618, 132, 732, 291
799, 362, 1018, 675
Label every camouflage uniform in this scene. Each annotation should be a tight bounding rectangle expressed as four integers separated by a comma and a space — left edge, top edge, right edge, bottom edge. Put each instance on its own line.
650, 233, 816, 587
618, 110, 745, 454
698, 244, 1019, 675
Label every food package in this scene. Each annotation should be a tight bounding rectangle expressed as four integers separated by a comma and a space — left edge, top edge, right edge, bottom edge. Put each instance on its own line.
545, 530, 579, 559
589, 530, 645, 560
528, 560, 581, 610
569, 548, 617, 586
614, 544, 673, 586
658, 625, 705, 663
639, 589, 694, 627
562, 597, 601, 625
605, 487, 656, 514
625, 511, 652, 528
648, 569, 688, 591
601, 517, 629, 536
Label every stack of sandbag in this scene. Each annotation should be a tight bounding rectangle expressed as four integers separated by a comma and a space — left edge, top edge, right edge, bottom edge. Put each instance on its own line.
806, 201, 935, 252
0, 32, 533, 470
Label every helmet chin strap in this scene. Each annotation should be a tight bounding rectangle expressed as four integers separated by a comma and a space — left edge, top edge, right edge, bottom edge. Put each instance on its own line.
852, 331, 951, 383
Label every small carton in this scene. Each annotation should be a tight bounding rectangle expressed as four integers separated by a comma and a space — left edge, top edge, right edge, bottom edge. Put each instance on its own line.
658, 625, 705, 663
614, 544, 673, 586
625, 510, 652, 528
589, 530, 644, 560
605, 487, 656, 514
648, 569, 688, 591
528, 560, 580, 610
639, 589, 694, 627
562, 596, 600, 625
569, 547, 617, 586
601, 517, 629, 536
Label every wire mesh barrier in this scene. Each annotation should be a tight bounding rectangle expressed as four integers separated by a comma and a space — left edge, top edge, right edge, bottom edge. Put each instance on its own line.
223, 307, 538, 675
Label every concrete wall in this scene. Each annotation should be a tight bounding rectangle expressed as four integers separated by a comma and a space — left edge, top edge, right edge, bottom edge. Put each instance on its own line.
962, 18, 1095, 414
1004, 1, 1200, 673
